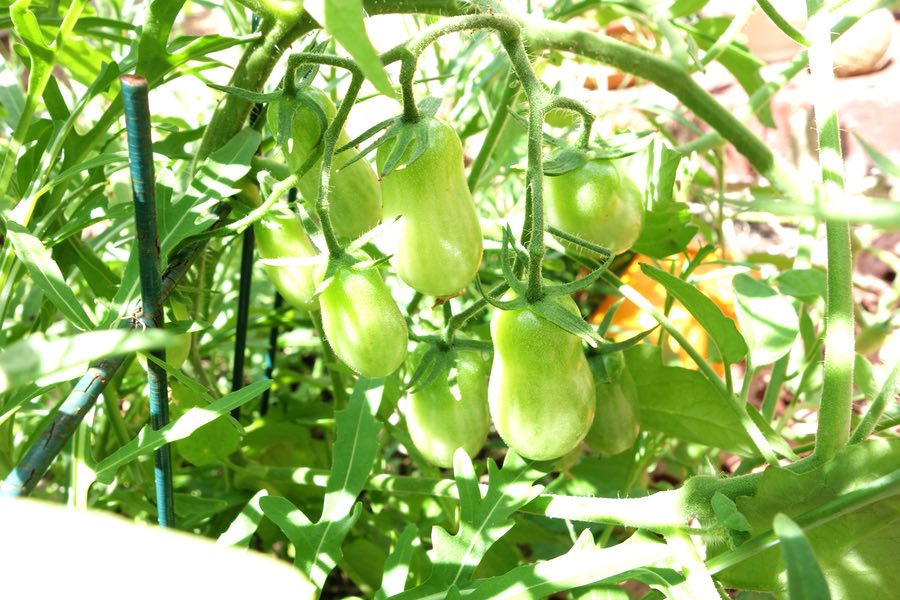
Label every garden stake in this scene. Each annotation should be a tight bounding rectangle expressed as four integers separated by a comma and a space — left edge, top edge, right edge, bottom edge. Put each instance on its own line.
230, 227, 254, 418
232, 28, 264, 419
0, 210, 229, 498
121, 74, 174, 527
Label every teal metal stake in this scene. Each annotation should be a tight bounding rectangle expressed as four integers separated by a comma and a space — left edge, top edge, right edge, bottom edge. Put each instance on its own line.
121, 74, 174, 527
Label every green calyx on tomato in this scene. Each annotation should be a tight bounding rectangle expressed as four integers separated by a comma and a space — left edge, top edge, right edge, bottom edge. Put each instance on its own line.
583, 351, 640, 456
544, 151, 644, 256
375, 116, 483, 297
489, 292, 596, 461
254, 205, 322, 312
316, 258, 408, 378
268, 87, 382, 239
403, 347, 490, 468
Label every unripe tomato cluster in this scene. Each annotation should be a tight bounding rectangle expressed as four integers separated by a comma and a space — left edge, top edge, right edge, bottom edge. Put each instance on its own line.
258, 88, 645, 465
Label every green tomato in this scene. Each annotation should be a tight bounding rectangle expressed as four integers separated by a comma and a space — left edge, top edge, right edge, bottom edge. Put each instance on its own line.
583, 352, 640, 456
137, 300, 191, 371
488, 293, 596, 461
269, 88, 382, 239
254, 206, 320, 312
318, 264, 408, 377
376, 117, 483, 297
544, 158, 644, 256
403, 349, 490, 468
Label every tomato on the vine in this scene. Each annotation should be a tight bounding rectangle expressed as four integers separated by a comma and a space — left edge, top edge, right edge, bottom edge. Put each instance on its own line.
270, 88, 382, 239
376, 117, 483, 297
317, 263, 408, 378
488, 293, 595, 461
403, 349, 490, 468
544, 158, 644, 255
583, 351, 640, 455
254, 206, 320, 312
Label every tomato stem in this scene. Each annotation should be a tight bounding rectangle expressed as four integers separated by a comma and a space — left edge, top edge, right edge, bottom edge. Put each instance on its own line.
806, 0, 854, 463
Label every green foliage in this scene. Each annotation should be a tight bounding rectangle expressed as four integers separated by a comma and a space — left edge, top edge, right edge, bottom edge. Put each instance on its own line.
0, 0, 897, 598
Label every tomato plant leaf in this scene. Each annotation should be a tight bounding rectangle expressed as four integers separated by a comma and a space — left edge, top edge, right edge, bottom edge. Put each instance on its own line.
260, 494, 361, 587
260, 378, 383, 590
391, 451, 546, 598
633, 144, 697, 258
543, 146, 589, 177
5, 221, 95, 331
773, 513, 832, 600
716, 438, 900, 598
207, 82, 282, 103
641, 263, 748, 364
217, 489, 269, 548
853, 133, 900, 178
532, 296, 603, 347
711, 491, 753, 532
322, 377, 384, 520
464, 530, 675, 599
684, 18, 774, 127
733, 274, 799, 367
170, 379, 243, 467
375, 524, 421, 600
625, 345, 758, 455
775, 269, 826, 305
305, 0, 394, 98
94, 380, 270, 483
0, 329, 170, 395
163, 127, 260, 256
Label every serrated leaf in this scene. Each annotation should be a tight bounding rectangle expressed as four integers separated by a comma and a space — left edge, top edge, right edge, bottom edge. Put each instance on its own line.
773, 514, 832, 600
641, 263, 747, 364
392, 451, 547, 599
733, 274, 799, 367
259, 378, 383, 590
305, 0, 394, 98
260, 495, 361, 588
6, 221, 95, 331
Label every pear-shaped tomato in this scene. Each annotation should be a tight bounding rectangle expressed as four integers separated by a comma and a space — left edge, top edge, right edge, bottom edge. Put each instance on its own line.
404, 349, 490, 468
583, 352, 640, 455
318, 264, 408, 377
488, 293, 595, 461
269, 88, 382, 239
254, 206, 320, 312
376, 117, 483, 297
544, 158, 644, 256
